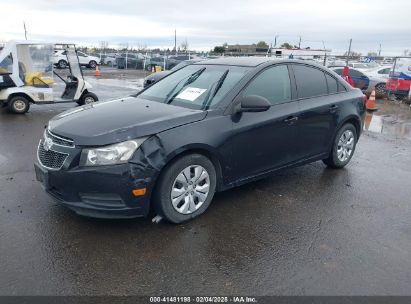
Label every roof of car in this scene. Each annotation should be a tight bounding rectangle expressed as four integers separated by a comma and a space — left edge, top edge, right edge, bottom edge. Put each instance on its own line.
195, 57, 273, 67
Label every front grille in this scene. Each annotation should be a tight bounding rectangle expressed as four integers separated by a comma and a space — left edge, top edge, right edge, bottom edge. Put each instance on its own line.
37, 141, 68, 170
47, 130, 74, 147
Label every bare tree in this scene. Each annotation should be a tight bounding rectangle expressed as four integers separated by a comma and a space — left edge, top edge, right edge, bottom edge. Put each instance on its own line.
180, 39, 189, 53
137, 43, 147, 52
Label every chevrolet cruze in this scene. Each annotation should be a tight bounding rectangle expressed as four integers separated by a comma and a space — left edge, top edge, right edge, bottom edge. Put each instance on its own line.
35, 58, 366, 223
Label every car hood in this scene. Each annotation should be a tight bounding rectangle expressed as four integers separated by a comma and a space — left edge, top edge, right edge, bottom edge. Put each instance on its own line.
48, 97, 207, 146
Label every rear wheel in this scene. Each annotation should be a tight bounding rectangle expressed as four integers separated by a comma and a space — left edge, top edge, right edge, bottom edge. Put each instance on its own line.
323, 123, 357, 169
77, 92, 98, 106
8, 96, 30, 114
153, 154, 217, 223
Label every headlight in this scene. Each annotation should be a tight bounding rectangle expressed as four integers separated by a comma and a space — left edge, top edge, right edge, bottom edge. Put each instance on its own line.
80, 138, 147, 166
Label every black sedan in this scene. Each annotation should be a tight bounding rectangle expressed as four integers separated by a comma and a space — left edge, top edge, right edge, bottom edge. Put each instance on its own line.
35, 58, 366, 223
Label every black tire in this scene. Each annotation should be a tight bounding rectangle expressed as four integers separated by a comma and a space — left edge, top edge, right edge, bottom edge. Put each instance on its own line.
153, 154, 217, 224
375, 83, 386, 96
323, 123, 357, 169
58, 60, 67, 69
8, 96, 30, 114
88, 60, 97, 69
77, 92, 98, 106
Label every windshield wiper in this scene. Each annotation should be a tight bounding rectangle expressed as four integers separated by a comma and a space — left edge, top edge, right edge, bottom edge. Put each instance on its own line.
165, 67, 206, 104
201, 69, 229, 110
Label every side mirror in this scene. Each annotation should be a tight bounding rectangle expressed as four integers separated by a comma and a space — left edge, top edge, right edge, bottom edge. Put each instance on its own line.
236, 95, 271, 113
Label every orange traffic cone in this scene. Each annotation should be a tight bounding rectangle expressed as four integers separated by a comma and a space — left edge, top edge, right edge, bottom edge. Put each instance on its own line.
366, 88, 378, 111
95, 65, 101, 77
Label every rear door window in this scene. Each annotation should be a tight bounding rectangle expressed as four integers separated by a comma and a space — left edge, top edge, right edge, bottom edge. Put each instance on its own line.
325, 73, 338, 94
293, 65, 328, 98
243, 65, 291, 105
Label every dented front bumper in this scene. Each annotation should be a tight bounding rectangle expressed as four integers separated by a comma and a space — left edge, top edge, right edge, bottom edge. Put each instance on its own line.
35, 162, 153, 219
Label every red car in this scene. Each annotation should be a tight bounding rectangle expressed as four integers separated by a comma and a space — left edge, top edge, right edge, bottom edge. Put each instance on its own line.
386, 58, 411, 99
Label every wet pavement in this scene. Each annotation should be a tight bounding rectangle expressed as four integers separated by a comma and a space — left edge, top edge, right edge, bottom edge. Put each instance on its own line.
0, 88, 411, 295
364, 101, 411, 141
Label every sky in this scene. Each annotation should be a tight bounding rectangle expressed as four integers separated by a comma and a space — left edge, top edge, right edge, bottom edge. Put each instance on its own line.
0, 0, 410, 55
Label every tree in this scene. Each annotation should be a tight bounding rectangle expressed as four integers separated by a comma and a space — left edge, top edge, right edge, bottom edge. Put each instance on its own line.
280, 42, 293, 49
403, 49, 410, 56
180, 39, 189, 53
367, 51, 378, 57
214, 46, 225, 54
256, 41, 269, 48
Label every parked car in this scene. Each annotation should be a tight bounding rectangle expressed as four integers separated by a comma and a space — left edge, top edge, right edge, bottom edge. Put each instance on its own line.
102, 54, 117, 66
386, 57, 411, 99
34, 58, 365, 223
331, 67, 387, 94
381, 57, 394, 66
348, 62, 374, 69
118, 53, 144, 69
327, 60, 346, 68
143, 59, 204, 88
53, 50, 100, 69
365, 66, 392, 80
167, 55, 195, 69
145, 56, 168, 71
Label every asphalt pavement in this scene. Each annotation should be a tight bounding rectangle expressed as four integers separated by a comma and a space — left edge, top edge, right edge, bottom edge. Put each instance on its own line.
0, 77, 410, 296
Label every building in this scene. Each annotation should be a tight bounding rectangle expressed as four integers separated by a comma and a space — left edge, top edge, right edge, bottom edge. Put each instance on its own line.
225, 44, 269, 55
271, 47, 331, 59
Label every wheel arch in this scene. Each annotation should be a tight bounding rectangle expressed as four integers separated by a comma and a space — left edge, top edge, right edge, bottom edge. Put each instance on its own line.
7, 92, 34, 104
337, 115, 362, 139
160, 145, 225, 192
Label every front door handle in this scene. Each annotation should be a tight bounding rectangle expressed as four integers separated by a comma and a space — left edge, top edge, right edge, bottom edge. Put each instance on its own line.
329, 105, 339, 113
284, 116, 298, 124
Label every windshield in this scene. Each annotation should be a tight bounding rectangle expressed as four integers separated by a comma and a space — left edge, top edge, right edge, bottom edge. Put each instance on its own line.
139, 65, 249, 110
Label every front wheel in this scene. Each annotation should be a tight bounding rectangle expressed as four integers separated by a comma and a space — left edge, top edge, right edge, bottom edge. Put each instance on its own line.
153, 154, 217, 224
8, 96, 30, 114
77, 92, 98, 106
323, 123, 357, 169
88, 60, 97, 69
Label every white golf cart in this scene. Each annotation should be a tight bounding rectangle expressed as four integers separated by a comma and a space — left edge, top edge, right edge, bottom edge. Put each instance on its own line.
0, 41, 98, 114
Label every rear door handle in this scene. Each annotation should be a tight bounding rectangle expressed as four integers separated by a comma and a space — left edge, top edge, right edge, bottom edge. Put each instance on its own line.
329, 105, 339, 113
284, 116, 298, 124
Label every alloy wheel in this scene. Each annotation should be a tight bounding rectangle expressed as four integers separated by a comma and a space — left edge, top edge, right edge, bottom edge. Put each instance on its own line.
337, 130, 354, 162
